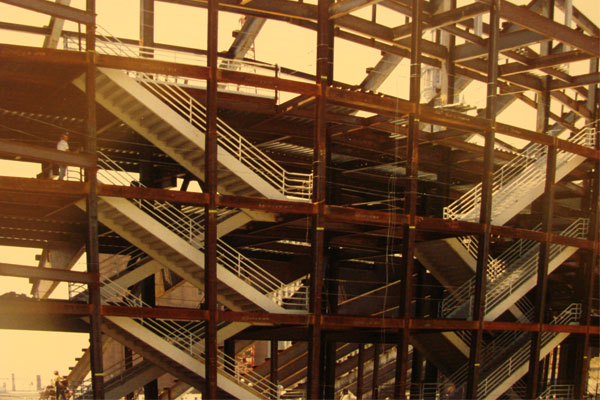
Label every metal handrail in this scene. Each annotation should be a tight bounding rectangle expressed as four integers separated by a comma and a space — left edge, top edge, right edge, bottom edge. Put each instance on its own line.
99, 279, 280, 399
538, 384, 574, 399
438, 304, 580, 397
75, 151, 309, 310
64, 28, 313, 201
441, 218, 588, 317
476, 303, 581, 398
444, 127, 595, 222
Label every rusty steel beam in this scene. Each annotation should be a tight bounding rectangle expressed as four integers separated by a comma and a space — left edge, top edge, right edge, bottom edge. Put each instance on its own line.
467, 1, 500, 397
482, 0, 600, 56
307, 1, 330, 398
204, 0, 219, 398
0, 263, 96, 283
329, 0, 383, 19
0, 0, 95, 25
0, 139, 97, 168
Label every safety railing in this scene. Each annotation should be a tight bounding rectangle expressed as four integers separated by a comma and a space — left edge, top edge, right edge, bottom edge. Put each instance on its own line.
69, 245, 151, 301
441, 218, 588, 317
64, 28, 313, 201
476, 303, 581, 399
77, 151, 309, 310
443, 127, 595, 222
538, 384, 574, 399
70, 353, 147, 399
100, 279, 280, 399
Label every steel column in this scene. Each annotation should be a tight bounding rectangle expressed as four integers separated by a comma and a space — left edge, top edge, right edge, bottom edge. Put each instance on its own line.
307, 0, 330, 398
466, 1, 499, 398
527, 13, 556, 393
204, 0, 219, 398
394, 1, 422, 398
84, 1, 103, 398
372, 343, 381, 399
574, 58, 599, 399
357, 343, 365, 399
270, 340, 279, 389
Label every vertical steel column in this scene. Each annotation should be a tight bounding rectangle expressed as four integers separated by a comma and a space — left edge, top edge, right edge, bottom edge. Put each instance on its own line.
526, 48, 555, 400
204, 0, 218, 398
307, 0, 329, 397
372, 343, 381, 399
85, 1, 104, 398
574, 58, 599, 399
357, 344, 365, 400
466, 1, 499, 398
140, 0, 154, 48
394, 1, 422, 398
270, 340, 279, 389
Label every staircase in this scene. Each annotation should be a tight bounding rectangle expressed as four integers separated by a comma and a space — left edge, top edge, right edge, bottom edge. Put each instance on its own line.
71, 33, 312, 202
73, 152, 308, 314
443, 127, 595, 225
96, 279, 283, 400
441, 218, 588, 321
427, 304, 582, 400
421, 127, 595, 298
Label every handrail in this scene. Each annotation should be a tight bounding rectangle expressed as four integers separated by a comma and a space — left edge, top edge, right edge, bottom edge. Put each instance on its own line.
65, 27, 313, 201
74, 151, 309, 310
537, 384, 574, 399
441, 218, 588, 317
444, 126, 595, 222
476, 303, 581, 398
99, 279, 281, 399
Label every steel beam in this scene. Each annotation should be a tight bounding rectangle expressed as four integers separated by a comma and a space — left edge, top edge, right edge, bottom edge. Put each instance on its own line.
486, 0, 600, 56
0, 263, 95, 283
0, 0, 95, 25
394, 1, 422, 398
82, 3, 103, 397
307, 0, 330, 398
0, 139, 96, 168
329, 0, 383, 19
466, 1, 499, 397
42, 0, 72, 49
204, 0, 219, 398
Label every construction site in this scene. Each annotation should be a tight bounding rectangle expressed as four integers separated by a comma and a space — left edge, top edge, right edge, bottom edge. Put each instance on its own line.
0, 0, 598, 399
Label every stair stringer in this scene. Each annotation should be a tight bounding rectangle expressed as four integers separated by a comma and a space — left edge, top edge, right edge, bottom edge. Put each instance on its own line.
483, 332, 570, 400
483, 245, 579, 321
74, 69, 288, 201
104, 361, 164, 400
104, 316, 263, 400
464, 154, 587, 226
78, 196, 292, 314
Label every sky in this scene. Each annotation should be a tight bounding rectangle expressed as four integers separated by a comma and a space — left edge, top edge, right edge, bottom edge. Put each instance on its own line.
0, 0, 598, 393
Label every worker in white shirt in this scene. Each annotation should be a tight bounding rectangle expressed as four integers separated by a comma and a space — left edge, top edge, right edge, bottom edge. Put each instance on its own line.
56, 132, 69, 180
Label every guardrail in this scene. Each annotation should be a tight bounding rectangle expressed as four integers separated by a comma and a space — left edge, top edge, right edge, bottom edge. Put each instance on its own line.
441, 218, 588, 317
98, 279, 282, 399
64, 27, 313, 201
71, 151, 309, 310
443, 127, 595, 222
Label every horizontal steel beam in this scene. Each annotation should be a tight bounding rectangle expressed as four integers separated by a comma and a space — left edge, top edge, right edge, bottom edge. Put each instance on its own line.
0, 0, 94, 25
0, 139, 97, 168
0, 262, 95, 283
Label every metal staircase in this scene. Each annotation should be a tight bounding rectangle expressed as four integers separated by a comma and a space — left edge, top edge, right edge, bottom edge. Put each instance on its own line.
74, 152, 308, 314
430, 304, 581, 400
441, 218, 588, 321
443, 127, 595, 225
88, 279, 283, 399
70, 31, 312, 202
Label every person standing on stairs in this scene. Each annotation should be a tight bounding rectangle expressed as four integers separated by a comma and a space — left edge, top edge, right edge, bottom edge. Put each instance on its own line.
56, 132, 69, 180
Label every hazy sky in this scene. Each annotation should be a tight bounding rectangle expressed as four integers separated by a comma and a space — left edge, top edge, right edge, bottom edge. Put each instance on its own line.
0, 0, 598, 392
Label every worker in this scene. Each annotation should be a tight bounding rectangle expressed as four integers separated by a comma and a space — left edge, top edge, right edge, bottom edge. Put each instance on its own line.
56, 132, 69, 180
53, 371, 66, 400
